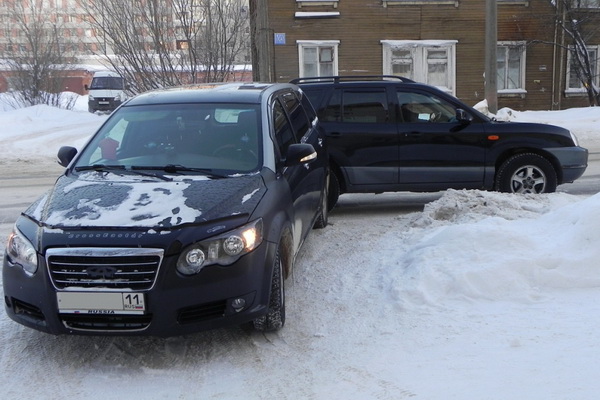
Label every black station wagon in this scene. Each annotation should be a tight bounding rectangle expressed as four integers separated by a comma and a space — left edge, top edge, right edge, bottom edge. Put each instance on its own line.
291, 76, 588, 209
3, 82, 328, 336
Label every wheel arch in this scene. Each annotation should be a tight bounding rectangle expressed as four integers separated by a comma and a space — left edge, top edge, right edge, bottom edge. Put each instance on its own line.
329, 159, 346, 194
494, 148, 563, 185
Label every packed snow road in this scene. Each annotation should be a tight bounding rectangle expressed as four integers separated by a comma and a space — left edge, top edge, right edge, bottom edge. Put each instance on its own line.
2, 102, 600, 399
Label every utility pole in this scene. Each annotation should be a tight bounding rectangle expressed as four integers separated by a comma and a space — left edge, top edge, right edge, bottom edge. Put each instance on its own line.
485, 0, 498, 114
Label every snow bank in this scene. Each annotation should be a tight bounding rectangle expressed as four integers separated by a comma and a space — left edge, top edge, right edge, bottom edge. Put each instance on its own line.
391, 190, 600, 307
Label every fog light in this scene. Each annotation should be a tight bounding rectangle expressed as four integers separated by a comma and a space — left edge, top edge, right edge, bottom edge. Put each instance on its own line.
231, 298, 246, 312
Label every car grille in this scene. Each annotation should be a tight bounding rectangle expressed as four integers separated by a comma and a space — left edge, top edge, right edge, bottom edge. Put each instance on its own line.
46, 248, 164, 291
61, 314, 152, 331
177, 300, 227, 324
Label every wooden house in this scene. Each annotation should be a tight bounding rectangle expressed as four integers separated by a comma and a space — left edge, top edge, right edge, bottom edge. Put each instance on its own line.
252, 0, 600, 110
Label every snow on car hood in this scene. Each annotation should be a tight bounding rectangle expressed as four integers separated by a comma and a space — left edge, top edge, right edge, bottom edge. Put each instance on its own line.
24, 172, 265, 229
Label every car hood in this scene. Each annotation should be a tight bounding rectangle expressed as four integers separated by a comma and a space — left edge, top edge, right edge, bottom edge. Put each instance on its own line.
24, 172, 266, 229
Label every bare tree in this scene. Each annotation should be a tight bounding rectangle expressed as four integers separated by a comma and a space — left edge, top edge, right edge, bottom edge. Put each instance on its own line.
554, 0, 600, 106
1, 0, 73, 109
81, 0, 250, 94
195, 0, 251, 82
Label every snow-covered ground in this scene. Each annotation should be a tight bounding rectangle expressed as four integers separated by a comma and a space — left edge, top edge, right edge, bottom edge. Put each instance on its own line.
1, 94, 600, 399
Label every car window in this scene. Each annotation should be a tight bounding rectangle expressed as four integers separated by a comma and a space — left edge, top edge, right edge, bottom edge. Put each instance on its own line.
74, 103, 262, 173
323, 89, 388, 124
281, 91, 311, 142
322, 89, 342, 122
273, 98, 296, 158
300, 93, 318, 124
397, 91, 457, 123
300, 87, 326, 115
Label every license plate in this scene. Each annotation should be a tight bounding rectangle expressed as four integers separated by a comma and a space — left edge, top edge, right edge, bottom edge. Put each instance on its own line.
99, 101, 110, 104
57, 292, 145, 315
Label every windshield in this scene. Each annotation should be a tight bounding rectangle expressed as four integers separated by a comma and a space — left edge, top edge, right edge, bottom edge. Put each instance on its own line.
73, 103, 262, 176
89, 76, 124, 90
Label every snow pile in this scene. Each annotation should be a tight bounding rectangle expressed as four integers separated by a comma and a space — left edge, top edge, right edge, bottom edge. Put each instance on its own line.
0, 97, 106, 164
391, 190, 600, 307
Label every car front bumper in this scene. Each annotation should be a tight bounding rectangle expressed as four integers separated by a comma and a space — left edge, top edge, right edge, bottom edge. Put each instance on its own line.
545, 146, 589, 183
3, 240, 277, 337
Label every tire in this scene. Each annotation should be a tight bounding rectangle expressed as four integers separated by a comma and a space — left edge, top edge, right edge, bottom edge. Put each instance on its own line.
253, 243, 286, 332
327, 170, 340, 211
495, 153, 557, 194
313, 172, 329, 229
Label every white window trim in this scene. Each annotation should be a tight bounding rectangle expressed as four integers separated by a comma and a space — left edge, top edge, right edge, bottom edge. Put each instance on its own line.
296, 0, 339, 8
382, 0, 458, 7
381, 40, 457, 95
295, 12, 340, 18
498, 0, 529, 5
565, 45, 600, 97
297, 40, 340, 78
497, 41, 527, 96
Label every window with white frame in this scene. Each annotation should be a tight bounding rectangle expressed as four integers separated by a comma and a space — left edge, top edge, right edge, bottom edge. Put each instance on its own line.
297, 41, 339, 77
566, 46, 599, 94
381, 40, 456, 94
496, 42, 526, 93
575, 0, 600, 8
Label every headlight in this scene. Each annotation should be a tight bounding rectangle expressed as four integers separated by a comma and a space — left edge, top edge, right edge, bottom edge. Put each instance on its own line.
88, 95, 95, 101
569, 130, 580, 147
6, 227, 38, 276
176, 219, 263, 275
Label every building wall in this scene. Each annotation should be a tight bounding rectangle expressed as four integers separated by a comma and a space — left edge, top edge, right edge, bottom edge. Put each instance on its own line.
265, 0, 599, 110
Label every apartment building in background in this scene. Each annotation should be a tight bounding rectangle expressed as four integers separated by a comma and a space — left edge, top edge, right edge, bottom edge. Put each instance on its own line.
0, 0, 252, 94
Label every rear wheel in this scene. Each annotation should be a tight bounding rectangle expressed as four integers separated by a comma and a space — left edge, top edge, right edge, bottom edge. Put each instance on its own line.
253, 243, 285, 332
495, 153, 557, 194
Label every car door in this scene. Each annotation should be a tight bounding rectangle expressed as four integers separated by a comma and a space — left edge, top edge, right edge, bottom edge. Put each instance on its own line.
319, 87, 398, 186
396, 88, 487, 189
273, 92, 322, 247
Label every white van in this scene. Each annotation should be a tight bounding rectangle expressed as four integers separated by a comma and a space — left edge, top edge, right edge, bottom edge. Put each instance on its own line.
85, 70, 127, 113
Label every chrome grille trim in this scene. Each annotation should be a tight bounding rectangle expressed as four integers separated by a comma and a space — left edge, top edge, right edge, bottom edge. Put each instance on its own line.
46, 247, 164, 291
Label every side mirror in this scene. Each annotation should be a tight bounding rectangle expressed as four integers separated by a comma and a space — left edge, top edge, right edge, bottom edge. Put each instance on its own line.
285, 143, 317, 167
456, 109, 473, 124
57, 146, 78, 167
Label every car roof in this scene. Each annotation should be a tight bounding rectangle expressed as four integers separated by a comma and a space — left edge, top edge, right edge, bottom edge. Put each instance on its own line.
290, 75, 447, 93
290, 75, 415, 85
125, 82, 299, 106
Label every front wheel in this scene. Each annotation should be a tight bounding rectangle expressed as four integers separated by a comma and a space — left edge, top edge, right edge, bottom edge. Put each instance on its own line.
253, 243, 285, 332
495, 153, 557, 194
327, 171, 341, 211
313, 172, 329, 229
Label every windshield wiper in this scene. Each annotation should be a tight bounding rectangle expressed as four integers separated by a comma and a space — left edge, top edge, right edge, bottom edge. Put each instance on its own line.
132, 164, 228, 179
74, 164, 126, 172
74, 164, 172, 181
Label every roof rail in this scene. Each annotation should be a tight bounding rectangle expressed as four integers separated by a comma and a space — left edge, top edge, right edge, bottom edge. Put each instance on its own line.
290, 75, 415, 84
